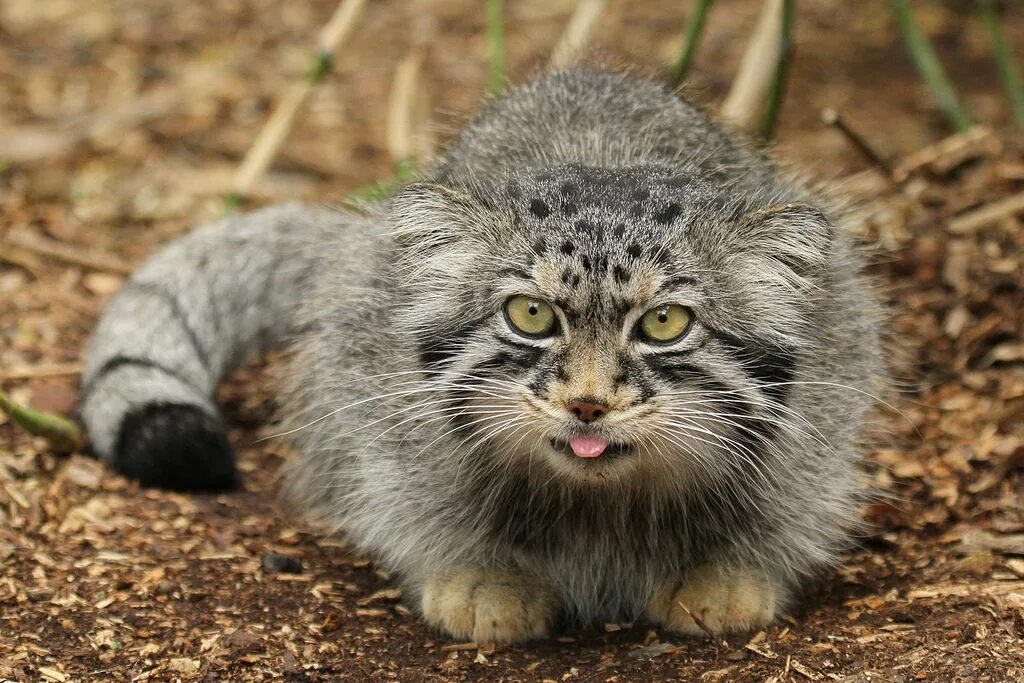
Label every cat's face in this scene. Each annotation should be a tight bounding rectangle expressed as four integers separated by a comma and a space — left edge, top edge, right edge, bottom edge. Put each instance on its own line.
392, 166, 831, 487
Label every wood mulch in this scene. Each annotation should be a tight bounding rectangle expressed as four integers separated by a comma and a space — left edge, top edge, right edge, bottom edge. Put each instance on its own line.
2, 1, 1023, 680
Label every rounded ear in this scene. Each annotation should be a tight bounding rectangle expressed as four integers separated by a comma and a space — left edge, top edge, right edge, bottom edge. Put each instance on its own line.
736, 203, 833, 280
389, 182, 479, 251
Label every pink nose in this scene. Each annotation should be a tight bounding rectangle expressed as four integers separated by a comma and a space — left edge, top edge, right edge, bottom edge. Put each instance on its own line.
568, 401, 608, 423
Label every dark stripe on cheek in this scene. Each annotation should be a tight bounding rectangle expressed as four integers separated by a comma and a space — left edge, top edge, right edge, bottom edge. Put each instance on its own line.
709, 329, 796, 403
418, 316, 490, 368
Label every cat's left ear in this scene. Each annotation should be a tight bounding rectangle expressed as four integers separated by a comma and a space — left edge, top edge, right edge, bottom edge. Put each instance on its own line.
736, 203, 833, 282
389, 182, 483, 251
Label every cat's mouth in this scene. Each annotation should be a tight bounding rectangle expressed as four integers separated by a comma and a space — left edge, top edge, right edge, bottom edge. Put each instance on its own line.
549, 437, 632, 460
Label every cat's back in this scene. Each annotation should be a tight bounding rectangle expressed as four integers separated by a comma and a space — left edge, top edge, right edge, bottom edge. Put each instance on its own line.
430, 68, 778, 193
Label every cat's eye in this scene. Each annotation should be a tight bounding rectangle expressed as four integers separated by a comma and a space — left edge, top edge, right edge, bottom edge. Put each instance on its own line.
504, 296, 557, 338
637, 305, 692, 344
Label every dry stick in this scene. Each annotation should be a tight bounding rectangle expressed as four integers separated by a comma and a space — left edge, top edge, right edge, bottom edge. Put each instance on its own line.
486, 0, 506, 94
228, 0, 367, 208
978, 0, 1024, 128
0, 363, 84, 381
549, 0, 609, 70
757, 0, 794, 142
0, 389, 83, 453
386, 49, 426, 169
821, 108, 896, 180
720, 0, 783, 135
676, 601, 729, 647
890, 0, 973, 132
669, 0, 716, 87
3, 231, 134, 275
947, 190, 1024, 235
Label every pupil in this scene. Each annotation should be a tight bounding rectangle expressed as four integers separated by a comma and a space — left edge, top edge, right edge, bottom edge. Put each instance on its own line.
528, 305, 538, 315
658, 314, 668, 323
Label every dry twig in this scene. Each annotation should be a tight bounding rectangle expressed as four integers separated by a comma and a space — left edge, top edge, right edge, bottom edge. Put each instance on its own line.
822, 108, 895, 180
720, 0, 786, 136
550, 0, 609, 70
230, 0, 367, 205
3, 231, 134, 275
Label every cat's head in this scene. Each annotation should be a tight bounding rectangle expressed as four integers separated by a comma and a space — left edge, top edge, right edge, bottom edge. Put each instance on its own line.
388, 165, 833, 487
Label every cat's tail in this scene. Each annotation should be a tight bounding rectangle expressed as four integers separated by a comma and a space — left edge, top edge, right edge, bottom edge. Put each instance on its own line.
79, 203, 342, 491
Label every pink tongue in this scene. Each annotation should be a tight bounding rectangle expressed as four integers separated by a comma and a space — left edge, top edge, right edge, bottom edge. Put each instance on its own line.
568, 435, 609, 458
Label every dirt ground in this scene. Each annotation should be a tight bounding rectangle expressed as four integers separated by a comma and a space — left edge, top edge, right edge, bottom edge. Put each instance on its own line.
2, 1, 1024, 680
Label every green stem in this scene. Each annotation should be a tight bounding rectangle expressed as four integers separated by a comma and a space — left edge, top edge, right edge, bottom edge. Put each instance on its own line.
0, 389, 83, 453
670, 0, 715, 87
891, 0, 973, 132
486, 0, 506, 94
345, 158, 418, 206
979, 0, 1024, 128
759, 0, 795, 142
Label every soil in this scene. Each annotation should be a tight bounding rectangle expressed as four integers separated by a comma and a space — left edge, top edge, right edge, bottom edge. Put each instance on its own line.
2, 1, 1023, 681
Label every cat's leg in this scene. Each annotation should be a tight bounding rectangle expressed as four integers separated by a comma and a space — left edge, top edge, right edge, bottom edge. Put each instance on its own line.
420, 568, 559, 643
646, 565, 780, 635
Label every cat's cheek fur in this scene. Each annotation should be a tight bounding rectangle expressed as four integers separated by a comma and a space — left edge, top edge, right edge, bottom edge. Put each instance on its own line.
645, 565, 782, 635
420, 569, 559, 643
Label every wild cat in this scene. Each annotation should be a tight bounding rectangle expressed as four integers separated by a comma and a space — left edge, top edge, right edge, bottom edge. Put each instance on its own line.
80, 68, 883, 643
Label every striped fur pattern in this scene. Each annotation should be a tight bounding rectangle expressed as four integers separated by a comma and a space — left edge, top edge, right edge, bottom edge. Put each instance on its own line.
81, 69, 884, 640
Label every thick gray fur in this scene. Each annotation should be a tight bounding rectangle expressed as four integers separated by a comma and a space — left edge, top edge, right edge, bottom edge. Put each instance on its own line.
82, 69, 884, 627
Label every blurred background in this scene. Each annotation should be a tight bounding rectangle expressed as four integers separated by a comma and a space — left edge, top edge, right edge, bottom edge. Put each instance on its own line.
1, 1, 1023, 681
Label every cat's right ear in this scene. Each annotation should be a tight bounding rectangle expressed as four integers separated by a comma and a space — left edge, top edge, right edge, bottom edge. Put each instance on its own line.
389, 182, 482, 252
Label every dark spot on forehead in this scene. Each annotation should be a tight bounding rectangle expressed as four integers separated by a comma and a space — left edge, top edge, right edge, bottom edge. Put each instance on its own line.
561, 201, 579, 216
664, 175, 692, 189
626, 243, 642, 258
560, 241, 575, 255
561, 267, 574, 284
629, 204, 644, 218
507, 183, 522, 199
574, 219, 597, 233
613, 265, 631, 284
532, 238, 547, 255
579, 256, 591, 271
632, 188, 650, 201
612, 224, 625, 239
654, 203, 683, 225
530, 199, 551, 218
560, 182, 577, 196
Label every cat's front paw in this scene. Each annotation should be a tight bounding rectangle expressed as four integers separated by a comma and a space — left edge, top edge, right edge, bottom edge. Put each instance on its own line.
420, 569, 557, 643
647, 565, 779, 636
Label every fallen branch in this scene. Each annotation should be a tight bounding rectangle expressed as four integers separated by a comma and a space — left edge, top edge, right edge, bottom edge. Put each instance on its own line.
3, 230, 134, 275
0, 363, 83, 381
822, 108, 896, 180
0, 389, 83, 453
229, 0, 367, 207
720, 0, 784, 135
947, 190, 1024, 235
550, 0, 609, 70
677, 601, 728, 647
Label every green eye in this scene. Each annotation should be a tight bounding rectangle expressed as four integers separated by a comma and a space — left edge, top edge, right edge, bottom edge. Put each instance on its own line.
504, 296, 557, 337
638, 305, 692, 344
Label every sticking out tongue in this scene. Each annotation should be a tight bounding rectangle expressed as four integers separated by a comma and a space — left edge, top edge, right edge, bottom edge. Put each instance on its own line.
568, 435, 609, 458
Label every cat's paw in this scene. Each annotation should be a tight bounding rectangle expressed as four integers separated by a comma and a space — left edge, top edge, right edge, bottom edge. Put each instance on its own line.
420, 569, 557, 643
646, 566, 779, 636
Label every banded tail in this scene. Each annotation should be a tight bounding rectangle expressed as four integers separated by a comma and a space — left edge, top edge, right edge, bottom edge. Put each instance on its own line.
80, 203, 342, 491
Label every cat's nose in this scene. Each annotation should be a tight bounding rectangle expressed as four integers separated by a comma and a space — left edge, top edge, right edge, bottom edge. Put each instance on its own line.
568, 400, 609, 423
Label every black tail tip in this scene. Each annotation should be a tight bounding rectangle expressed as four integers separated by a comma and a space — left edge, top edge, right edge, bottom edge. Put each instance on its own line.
113, 403, 240, 492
